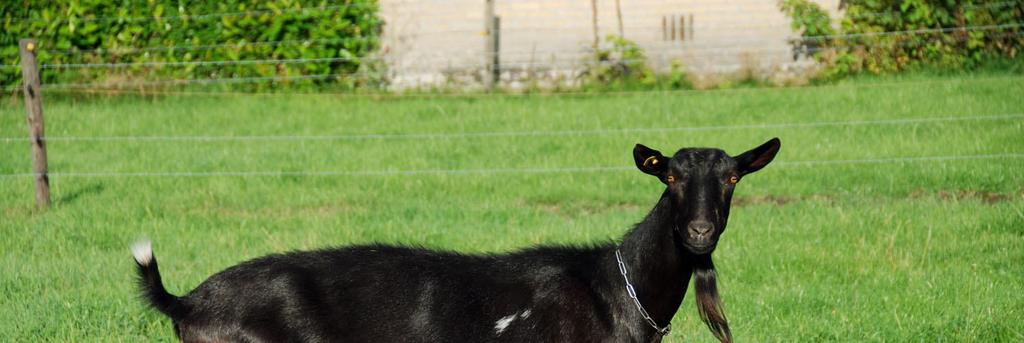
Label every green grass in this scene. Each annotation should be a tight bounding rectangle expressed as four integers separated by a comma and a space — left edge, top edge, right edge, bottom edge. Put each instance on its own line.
1, 73, 1022, 342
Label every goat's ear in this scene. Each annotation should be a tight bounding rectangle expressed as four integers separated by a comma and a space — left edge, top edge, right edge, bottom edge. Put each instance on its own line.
633, 144, 668, 178
735, 138, 781, 176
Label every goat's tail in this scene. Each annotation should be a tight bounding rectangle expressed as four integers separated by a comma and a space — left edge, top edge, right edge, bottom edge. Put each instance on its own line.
694, 256, 732, 343
131, 239, 187, 321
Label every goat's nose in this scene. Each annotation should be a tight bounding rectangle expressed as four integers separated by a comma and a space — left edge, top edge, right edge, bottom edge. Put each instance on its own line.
688, 222, 713, 237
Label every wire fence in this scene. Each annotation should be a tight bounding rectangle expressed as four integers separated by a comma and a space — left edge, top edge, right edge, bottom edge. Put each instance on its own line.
1, 107, 1019, 179
9, 3, 378, 24
1, 113, 1021, 144
4, 38, 1019, 92
1, 153, 1021, 179
37, 57, 362, 70
13, 26, 1021, 73
2, 3, 1021, 213
2, 21, 1019, 69
32, 36, 378, 57
0, 16, 1020, 94
39, 74, 343, 90
26, 74, 1024, 101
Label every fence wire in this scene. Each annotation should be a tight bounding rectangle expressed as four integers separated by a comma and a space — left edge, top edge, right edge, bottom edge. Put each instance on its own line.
10, 3, 377, 24
39, 74, 343, 90
2, 20, 1018, 71
1, 113, 1020, 144
28, 73, 1024, 100
38, 57, 363, 70
35, 37, 377, 57
0, 153, 1019, 179
29, 28, 1023, 72
4, 36, 1015, 92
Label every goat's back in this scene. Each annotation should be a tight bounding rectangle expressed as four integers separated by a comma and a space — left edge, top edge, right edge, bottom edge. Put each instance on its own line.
171, 244, 624, 342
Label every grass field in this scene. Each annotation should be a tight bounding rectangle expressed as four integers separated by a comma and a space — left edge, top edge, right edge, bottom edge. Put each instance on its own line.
1, 72, 1023, 342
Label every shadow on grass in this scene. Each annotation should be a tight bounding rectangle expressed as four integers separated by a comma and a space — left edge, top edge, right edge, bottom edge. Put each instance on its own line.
58, 182, 105, 205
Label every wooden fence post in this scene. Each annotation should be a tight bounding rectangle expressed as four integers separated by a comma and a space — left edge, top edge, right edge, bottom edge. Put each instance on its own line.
492, 16, 500, 86
679, 15, 686, 42
662, 16, 667, 41
483, 0, 496, 91
615, 0, 624, 38
670, 15, 676, 41
689, 14, 695, 40
590, 0, 599, 50
18, 38, 51, 209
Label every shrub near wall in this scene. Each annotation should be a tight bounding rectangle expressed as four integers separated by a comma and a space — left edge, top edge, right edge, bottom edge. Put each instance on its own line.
781, 0, 1024, 78
1, 0, 383, 91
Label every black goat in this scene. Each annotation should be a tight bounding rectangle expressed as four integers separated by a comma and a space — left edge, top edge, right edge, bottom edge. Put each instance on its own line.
132, 138, 780, 343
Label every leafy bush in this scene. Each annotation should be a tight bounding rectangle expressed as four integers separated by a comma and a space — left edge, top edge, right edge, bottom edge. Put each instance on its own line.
579, 35, 692, 91
780, 0, 1023, 78
580, 35, 655, 89
779, 0, 835, 61
1, 0, 383, 91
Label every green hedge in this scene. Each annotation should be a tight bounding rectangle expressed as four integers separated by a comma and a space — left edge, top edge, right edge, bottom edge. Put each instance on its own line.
1, 0, 383, 91
781, 0, 1023, 78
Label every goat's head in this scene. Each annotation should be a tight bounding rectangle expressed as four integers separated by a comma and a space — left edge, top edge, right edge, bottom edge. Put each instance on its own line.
633, 138, 781, 255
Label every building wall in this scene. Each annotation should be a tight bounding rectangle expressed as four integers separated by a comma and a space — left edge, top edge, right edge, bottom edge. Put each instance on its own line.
380, 0, 842, 89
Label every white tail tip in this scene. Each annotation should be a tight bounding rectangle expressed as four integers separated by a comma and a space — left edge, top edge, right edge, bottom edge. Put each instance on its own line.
130, 239, 153, 266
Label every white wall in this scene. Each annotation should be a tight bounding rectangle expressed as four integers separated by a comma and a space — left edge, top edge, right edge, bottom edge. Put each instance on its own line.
380, 0, 842, 88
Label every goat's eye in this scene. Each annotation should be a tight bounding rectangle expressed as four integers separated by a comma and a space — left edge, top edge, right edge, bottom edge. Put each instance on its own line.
666, 175, 676, 183
727, 175, 738, 184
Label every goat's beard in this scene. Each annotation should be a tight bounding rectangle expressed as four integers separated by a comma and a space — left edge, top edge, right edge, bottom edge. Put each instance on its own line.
694, 256, 732, 343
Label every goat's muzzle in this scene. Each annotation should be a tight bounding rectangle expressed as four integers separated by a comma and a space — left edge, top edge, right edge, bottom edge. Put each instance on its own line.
683, 221, 717, 254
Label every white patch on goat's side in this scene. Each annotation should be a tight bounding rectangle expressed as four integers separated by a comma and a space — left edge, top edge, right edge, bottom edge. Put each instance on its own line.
130, 239, 153, 266
494, 314, 517, 334
494, 309, 533, 335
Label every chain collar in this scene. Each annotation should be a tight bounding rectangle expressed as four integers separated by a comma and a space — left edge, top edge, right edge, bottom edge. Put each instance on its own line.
614, 249, 672, 336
